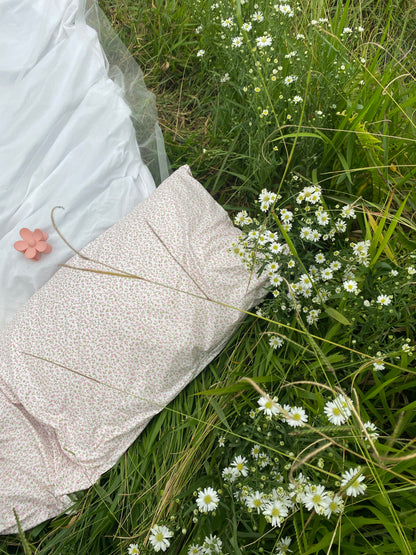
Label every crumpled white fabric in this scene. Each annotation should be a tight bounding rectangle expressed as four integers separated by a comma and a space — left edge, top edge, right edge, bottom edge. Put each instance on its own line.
0, 0, 167, 328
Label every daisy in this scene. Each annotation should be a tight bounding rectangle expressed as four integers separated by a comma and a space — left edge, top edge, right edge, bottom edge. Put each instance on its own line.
231, 455, 249, 476
128, 544, 140, 555
275, 536, 292, 554
222, 466, 239, 482
324, 400, 349, 425
315, 253, 326, 264
363, 421, 380, 441
278, 4, 294, 16
196, 50, 205, 57
323, 493, 344, 518
373, 360, 385, 371
188, 545, 203, 555
269, 336, 284, 349
302, 484, 329, 513
316, 210, 329, 225
251, 444, 261, 458
258, 395, 280, 416
262, 499, 288, 526
242, 21, 252, 31
257, 35, 272, 48
149, 525, 173, 552
330, 260, 342, 271
321, 268, 333, 281
341, 467, 367, 497
202, 534, 223, 553
221, 17, 233, 28
232, 36, 243, 48
377, 294, 392, 306
343, 279, 358, 293
284, 406, 308, 427
306, 309, 320, 325
246, 490, 265, 513
341, 205, 356, 219
300, 226, 312, 240
284, 75, 298, 85
252, 11, 264, 22
196, 487, 219, 512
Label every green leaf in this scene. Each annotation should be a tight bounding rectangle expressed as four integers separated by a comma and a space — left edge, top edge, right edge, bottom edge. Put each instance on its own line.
325, 306, 352, 325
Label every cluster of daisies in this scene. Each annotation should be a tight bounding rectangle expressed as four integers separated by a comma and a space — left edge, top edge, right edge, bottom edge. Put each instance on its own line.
186, 391, 371, 552
232, 184, 369, 331
194, 0, 365, 127
127, 389, 375, 554
230, 178, 416, 365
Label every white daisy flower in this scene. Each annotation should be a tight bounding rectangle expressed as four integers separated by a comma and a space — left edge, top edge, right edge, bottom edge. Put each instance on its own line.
232, 36, 243, 48
275, 536, 292, 554
284, 75, 298, 85
258, 395, 280, 416
343, 279, 358, 293
302, 484, 329, 513
284, 406, 308, 427
363, 421, 380, 441
278, 4, 294, 16
196, 487, 219, 512
221, 17, 234, 28
202, 534, 223, 553
256, 35, 272, 48
252, 11, 264, 22
270, 336, 285, 349
188, 544, 203, 555
231, 455, 249, 476
128, 544, 140, 555
340, 467, 367, 496
321, 268, 334, 281
251, 444, 261, 458
149, 525, 173, 552
262, 499, 289, 526
373, 360, 385, 371
341, 205, 356, 219
342, 27, 353, 34
196, 50, 205, 57
324, 399, 350, 425
222, 466, 239, 482
242, 21, 252, 31
330, 260, 342, 271
323, 493, 344, 518
377, 294, 392, 306
246, 490, 266, 513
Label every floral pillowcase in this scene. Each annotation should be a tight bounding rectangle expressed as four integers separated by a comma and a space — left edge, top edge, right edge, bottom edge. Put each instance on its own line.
0, 165, 267, 534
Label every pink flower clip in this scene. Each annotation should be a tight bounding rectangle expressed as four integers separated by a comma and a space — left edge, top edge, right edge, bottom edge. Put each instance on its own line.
14, 228, 52, 260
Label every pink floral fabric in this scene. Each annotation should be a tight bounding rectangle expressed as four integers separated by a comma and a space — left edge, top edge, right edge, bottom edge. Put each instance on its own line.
0, 165, 266, 534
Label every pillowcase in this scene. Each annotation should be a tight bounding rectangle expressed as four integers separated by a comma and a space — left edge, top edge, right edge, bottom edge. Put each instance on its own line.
0, 165, 267, 534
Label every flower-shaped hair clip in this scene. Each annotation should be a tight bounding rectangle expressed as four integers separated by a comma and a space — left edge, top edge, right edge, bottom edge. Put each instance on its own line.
14, 228, 52, 260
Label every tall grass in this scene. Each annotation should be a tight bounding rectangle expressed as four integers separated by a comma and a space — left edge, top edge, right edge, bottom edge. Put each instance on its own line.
1, 0, 415, 553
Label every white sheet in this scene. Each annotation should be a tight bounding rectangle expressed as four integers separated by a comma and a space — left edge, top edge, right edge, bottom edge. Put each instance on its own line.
0, 0, 165, 328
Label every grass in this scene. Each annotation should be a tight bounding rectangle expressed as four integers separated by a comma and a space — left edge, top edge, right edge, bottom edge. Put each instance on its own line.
1, 0, 416, 553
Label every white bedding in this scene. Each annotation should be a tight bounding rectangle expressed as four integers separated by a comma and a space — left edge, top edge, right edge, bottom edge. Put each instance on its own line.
0, 0, 166, 328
